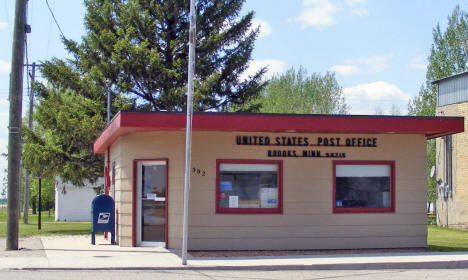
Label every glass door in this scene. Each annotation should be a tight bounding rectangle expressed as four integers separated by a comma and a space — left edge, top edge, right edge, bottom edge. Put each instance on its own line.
137, 161, 167, 247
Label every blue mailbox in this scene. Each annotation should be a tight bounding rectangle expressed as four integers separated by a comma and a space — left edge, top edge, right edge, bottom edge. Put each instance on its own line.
91, 194, 115, 245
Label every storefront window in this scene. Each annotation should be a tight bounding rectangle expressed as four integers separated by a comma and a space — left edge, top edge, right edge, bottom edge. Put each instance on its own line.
333, 161, 395, 213
216, 160, 282, 214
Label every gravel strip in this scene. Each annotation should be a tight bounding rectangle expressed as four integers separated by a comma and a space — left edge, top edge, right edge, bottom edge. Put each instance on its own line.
189, 248, 428, 258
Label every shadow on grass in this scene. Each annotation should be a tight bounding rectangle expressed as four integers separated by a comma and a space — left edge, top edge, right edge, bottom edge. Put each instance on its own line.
0, 221, 92, 238
23, 223, 91, 237
39, 229, 91, 235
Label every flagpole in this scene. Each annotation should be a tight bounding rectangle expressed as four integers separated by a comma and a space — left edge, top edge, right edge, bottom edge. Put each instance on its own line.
182, 0, 196, 266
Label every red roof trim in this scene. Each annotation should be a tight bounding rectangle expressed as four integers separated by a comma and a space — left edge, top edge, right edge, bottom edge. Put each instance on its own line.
93, 111, 464, 154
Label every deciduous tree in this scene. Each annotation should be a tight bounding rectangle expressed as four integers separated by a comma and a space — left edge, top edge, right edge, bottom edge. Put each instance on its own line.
408, 5, 467, 204
253, 67, 349, 114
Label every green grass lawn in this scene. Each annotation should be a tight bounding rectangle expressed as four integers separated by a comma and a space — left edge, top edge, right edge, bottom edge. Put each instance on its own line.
1, 206, 468, 251
0, 207, 91, 238
427, 225, 468, 251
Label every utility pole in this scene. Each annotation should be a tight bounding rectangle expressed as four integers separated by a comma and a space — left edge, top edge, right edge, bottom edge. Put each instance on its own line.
7, 0, 27, 250
182, 0, 196, 266
23, 62, 35, 224
37, 178, 41, 230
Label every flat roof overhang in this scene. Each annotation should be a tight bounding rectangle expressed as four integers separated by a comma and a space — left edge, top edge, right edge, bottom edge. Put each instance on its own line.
93, 111, 465, 154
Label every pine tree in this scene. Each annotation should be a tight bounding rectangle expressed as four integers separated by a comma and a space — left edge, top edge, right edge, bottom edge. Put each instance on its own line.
22, 0, 266, 185
22, 88, 109, 185
61, 0, 266, 112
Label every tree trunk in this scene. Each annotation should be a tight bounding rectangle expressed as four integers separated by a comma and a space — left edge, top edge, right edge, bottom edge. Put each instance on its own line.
31, 201, 36, 215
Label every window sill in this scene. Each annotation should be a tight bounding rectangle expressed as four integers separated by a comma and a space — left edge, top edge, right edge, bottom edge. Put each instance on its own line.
216, 208, 283, 214
333, 207, 395, 214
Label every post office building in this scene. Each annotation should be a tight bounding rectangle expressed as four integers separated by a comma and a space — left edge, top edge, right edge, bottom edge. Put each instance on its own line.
93, 111, 463, 250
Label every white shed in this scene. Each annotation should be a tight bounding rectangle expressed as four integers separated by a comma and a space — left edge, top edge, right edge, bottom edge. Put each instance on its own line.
54, 177, 104, 221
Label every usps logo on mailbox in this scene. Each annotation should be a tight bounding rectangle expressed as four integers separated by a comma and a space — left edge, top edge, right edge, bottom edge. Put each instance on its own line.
97, 212, 111, 224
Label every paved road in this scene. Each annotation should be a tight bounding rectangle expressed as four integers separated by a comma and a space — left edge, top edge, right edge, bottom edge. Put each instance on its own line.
2, 269, 468, 280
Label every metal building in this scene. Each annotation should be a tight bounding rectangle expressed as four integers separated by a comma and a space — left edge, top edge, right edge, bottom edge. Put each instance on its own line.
434, 71, 468, 107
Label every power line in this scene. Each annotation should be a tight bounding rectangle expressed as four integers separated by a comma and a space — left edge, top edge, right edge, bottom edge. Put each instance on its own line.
44, 0, 66, 39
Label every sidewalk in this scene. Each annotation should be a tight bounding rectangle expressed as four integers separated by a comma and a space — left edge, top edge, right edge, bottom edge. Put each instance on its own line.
2, 235, 468, 270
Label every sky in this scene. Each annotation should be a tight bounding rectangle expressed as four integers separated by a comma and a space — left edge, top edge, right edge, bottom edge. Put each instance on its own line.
0, 0, 467, 191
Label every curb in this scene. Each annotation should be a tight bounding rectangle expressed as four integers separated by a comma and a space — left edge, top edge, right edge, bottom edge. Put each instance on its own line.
8, 260, 468, 271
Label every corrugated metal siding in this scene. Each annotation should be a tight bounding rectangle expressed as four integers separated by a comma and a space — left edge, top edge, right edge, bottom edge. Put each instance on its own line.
437, 74, 468, 107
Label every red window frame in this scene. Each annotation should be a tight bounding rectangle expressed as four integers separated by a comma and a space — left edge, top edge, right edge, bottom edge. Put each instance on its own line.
333, 160, 395, 214
216, 159, 283, 214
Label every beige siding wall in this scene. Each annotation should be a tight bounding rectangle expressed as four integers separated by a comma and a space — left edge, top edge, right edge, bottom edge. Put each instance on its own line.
436, 103, 468, 230
110, 132, 185, 247
111, 131, 428, 249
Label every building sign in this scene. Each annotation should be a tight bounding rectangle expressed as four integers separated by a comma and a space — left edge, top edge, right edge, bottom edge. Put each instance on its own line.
235, 135, 378, 158
267, 149, 346, 158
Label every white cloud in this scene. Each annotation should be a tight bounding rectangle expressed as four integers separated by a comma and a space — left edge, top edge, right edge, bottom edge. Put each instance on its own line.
407, 63, 427, 71
351, 8, 369, 17
0, 113, 8, 132
407, 55, 427, 71
345, 0, 367, 7
0, 112, 8, 122
290, 0, 338, 29
332, 55, 390, 75
241, 59, 287, 81
0, 98, 8, 105
330, 65, 359, 75
344, 81, 409, 101
343, 81, 411, 114
0, 112, 8, 162
250, 19, 272, 39
344, 55, 390, 72
0, 60, 10, 75
345, 0, 368, 16
0, 138, 7, 157
0, 22, 7, 30
0, 139, 6, 152
290, 0, 368, 29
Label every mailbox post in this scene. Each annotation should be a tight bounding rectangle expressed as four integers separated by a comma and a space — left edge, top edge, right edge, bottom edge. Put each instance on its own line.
91, 194, 115, 245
